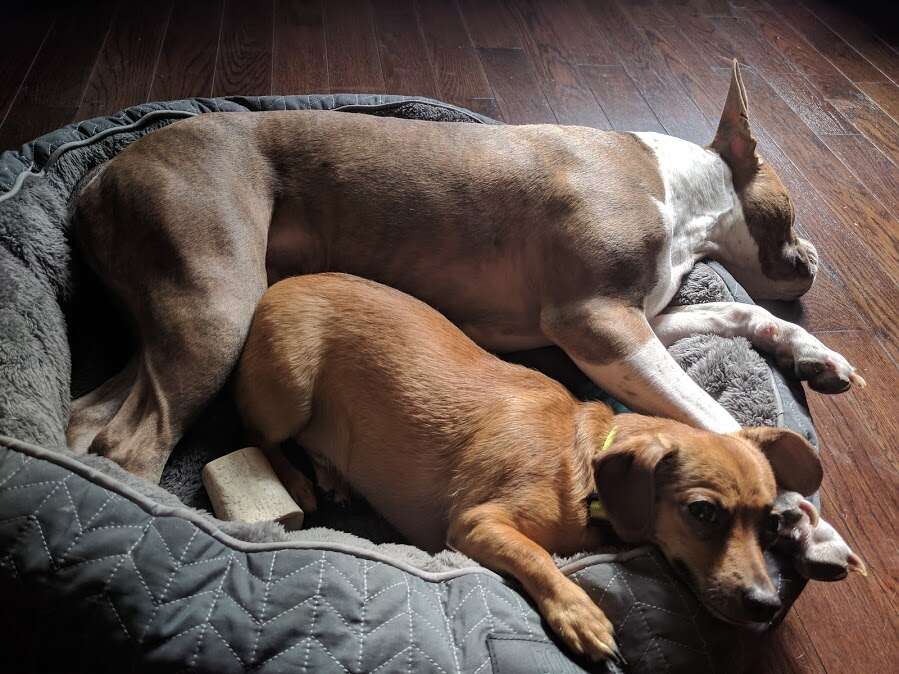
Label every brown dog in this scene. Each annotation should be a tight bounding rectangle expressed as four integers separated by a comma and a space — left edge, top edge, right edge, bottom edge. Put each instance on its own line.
68, 61, 862, 484
235, 273, 824, 663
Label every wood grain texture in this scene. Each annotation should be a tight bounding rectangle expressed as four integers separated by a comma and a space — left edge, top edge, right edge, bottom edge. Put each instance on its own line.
0, 1, 117, 150
477, 47, 555, 124
273, 0, 329, 94
586, 0, 713, 143
822, 133, 899, 214
730, 73, 897, 349
798, 330, 899, 672
578, 65, 664, 133
748, 130, 869, 335
755, 610, 825, 674
150, 0, 223, 100
768, 0, 889, 84
512, 0, 617, 66
415, 0, 492, 107
0, 0, 54, 129
324, 0, 384, 94
371, 0, 437, 97
621, 1, 730, 128
457, 0, 522, 50
502, 0, 612, 128
77, 1, 174, 119
830, 95, 899, 166
658, 0, 743, 72
857, 79, 899, 122
806, 0, 899, 84
736, 6, 865, 101
213, 0, 273, 97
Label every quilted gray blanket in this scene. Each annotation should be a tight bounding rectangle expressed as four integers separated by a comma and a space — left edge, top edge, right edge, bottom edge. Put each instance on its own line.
0, 94, 816, 673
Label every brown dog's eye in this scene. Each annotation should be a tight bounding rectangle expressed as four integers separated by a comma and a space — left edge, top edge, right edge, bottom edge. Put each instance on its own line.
687, 500, 719, 525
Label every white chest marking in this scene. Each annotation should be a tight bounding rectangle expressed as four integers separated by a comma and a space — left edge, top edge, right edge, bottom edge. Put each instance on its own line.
634, 132, 746, 317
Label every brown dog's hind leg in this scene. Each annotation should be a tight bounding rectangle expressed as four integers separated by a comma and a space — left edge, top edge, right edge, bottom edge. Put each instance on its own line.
89, 276, 265, 483
67, 358, 138, 453
543, 301, 740, 432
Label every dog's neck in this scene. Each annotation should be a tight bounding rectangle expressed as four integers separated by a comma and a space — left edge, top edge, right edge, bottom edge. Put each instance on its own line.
636, 132, 755, 314
572, 403, 617, 502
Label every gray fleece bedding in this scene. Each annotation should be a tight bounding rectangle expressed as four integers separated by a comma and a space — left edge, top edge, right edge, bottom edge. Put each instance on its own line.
0, 94, 815, 673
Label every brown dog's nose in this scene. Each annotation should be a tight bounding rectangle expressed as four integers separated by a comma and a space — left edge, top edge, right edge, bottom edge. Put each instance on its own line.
742, 586, 782, 622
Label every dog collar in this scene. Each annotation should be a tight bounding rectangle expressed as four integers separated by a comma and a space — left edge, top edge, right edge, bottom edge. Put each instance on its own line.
587, 425, 618, 522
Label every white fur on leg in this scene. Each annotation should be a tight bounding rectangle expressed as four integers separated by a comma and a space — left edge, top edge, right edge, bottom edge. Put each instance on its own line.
570, 338, 741, 433
650, 302, 864, 388
773, 491, 867, 581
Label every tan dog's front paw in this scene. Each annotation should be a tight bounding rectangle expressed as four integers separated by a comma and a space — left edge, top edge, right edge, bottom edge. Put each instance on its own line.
540, 585, 624, 665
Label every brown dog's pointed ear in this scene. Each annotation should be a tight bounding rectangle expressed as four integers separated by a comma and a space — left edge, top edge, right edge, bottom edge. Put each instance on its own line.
594, 436, 675, 543
741, 427, 823, 496
711, 60, 759, 188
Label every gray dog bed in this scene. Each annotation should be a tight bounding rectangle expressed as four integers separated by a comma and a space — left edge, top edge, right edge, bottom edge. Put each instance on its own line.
0, 94, 816, 673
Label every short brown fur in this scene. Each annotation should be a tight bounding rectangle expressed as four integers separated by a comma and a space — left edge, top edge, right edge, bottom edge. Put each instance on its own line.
236, 273, 822, 662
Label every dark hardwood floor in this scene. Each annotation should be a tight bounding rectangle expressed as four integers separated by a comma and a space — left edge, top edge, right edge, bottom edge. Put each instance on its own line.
1, 1, 896, 671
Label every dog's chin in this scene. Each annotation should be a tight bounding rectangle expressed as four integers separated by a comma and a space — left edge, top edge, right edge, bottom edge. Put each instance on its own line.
699, 600, 760, 628
669, 558, 761, 628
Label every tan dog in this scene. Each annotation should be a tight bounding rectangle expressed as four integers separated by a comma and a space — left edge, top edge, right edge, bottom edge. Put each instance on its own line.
235, 273, 825, 664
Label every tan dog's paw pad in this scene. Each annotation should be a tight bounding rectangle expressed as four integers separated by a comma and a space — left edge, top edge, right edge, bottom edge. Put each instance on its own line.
541, 589, 625, 665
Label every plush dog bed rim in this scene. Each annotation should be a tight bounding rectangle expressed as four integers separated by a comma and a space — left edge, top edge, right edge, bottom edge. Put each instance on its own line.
0, 433, 656, 583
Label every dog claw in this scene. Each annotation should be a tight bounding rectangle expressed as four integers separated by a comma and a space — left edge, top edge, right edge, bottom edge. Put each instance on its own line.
848, 553, 868, 577
849, 371, 867, 388
797, 499, 819, 527
609, 644, 628, 667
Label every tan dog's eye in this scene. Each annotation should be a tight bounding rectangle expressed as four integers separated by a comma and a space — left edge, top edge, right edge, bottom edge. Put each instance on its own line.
687, 500, 719, 525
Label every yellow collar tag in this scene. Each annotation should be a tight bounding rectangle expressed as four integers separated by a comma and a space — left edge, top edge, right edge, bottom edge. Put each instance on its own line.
601, 425, 618, 452
588, 426, 618, 521
588, 497, 606, 520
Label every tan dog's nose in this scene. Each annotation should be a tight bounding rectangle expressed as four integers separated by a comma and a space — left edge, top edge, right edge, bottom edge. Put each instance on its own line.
741, 585, 781, 622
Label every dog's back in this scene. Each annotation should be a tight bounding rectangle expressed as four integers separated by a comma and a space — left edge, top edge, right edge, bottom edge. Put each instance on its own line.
236, 272, 579, 550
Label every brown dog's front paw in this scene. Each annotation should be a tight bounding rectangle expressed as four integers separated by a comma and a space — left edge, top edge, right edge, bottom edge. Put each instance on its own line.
541, 586, 624, 665
773, 494, 867, 582
777, 338, 865, 394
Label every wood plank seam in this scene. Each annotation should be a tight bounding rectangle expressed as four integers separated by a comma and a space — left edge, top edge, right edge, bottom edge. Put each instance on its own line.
72, 2, 120, 120
0, 13, 56, 131
209, 0, 227, 96
145, 3, 175, 103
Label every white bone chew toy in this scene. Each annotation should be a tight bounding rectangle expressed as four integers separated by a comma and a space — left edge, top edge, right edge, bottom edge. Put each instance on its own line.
202, 447, 305, 530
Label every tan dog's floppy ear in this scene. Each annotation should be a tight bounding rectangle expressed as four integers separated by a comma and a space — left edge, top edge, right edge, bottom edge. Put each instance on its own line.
711, 60, 759, 188
594, 437, 675, 543
742, 427, 823, 496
